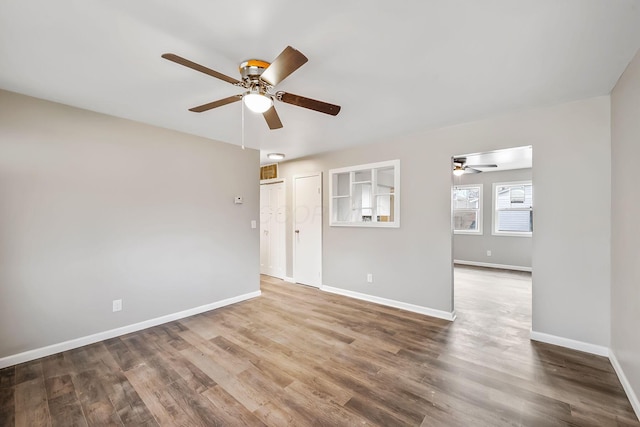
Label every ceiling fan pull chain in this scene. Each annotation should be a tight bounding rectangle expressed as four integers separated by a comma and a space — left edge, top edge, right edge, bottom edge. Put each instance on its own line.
241, 97, 245, 150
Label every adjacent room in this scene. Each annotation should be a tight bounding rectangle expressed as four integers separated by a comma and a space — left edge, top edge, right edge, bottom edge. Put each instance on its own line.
452, 146, 533, 333
1, 1, 639, 425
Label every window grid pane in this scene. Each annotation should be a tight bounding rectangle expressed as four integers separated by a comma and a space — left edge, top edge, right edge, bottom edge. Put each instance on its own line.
453, 185, 482, 233
454, 211, 478, 231
453, 188, 480, 209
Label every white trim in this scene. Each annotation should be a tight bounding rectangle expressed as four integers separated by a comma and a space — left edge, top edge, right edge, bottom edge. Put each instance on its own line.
492, 230, 532, 238
322, 285, 455, 322
453, 229, 482, 235
610, 350, 640, 420
454, 259, 532, 272
259, 177, 284, 185
529, 329, 609, 357
329, 159, 398, 175
0, 290, 261, 369
283, 276, 296, 283
330, 221, 400, 228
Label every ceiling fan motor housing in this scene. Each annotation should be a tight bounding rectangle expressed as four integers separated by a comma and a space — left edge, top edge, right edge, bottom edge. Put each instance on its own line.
239, 59, 271, 95
239, 59, 270, 78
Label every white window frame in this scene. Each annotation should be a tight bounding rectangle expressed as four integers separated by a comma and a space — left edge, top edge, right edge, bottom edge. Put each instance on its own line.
492, 180, 533, 237
452, 184, 483, 235
329, 159, 400, 228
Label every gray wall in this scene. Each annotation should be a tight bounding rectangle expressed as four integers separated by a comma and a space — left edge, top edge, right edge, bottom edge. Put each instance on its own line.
279, 95, 611, 347
611, 49, 640, 408
453, 168, 532, 269
0, 90, 260, 359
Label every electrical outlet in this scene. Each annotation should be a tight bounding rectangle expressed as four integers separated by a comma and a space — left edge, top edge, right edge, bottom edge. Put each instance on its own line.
112, 299, 122, 312
366, 273, 373, 283
486, 250, 492, 257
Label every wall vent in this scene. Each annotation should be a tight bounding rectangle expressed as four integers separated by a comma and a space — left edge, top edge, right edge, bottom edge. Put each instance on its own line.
260, 163, 278, 180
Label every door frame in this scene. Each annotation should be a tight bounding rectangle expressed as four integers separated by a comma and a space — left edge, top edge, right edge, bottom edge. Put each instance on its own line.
450, 147, 534, 323
292, 172, 323, 287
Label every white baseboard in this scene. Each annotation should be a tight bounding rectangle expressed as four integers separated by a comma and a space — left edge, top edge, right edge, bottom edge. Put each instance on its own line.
529, 329, 609, 357
321, 285, 455, 322
0, 290, 261, 369
454, 259, 532, 272
283, 276, 295, 283
610, 350, 640, 420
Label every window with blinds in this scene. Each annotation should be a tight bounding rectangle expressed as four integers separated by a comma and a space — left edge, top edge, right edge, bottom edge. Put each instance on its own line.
493, 181, 533, 236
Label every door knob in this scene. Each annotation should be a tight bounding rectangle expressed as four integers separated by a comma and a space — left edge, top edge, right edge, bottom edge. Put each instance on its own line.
295, 230, 300, 234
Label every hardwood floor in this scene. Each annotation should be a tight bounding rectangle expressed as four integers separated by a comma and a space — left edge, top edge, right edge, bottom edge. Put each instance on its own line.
1, 267, 638, 426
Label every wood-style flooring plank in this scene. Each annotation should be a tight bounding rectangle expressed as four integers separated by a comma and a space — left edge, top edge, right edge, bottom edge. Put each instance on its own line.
44, 374, 86, 427
0, 380, 16, 427
3, 267, 639, 426
102, 370, 157, 426
72, 369, 121, 426
282, 380, 370, 425
0, 367, 16, 388
123, 361, 190, 426
201, 384, 267, 426
14, 361, 42, 385
14, 376, 50, 427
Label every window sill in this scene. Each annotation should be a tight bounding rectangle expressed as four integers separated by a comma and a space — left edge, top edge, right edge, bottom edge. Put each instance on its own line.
492, 231, 532, 237
331, 222, 400, 228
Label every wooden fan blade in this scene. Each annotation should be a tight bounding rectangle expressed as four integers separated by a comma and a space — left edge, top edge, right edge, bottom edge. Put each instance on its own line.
277, 92, 341, 116
260, 46, 308, 86
189, 95, 242, 113
468, 164, 498, 168
465, 167, 482, 174
162, 53, 242, 85
262, 106, 283, 130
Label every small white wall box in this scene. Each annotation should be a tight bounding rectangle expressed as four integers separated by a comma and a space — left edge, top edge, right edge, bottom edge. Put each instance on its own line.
234, 196, 243, 204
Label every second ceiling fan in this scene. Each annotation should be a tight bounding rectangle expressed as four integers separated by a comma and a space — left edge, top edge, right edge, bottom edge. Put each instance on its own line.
453, 157, 498, 175
162, 46, 341, 130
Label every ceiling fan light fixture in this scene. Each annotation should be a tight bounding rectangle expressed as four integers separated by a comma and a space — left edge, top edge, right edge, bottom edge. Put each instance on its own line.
267, 153, 285, 161
244, 93, 273, 113
453, 166, 465, 176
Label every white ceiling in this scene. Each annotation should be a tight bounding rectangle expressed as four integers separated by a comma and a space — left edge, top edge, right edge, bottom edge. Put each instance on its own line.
1, 1, 639, 164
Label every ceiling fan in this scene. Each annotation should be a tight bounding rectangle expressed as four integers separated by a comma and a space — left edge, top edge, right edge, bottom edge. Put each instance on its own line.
453, 157, 498, 175
161, 46, 341, 130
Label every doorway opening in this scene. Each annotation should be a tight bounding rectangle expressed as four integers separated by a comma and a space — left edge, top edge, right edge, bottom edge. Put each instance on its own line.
451, 146, 533, 335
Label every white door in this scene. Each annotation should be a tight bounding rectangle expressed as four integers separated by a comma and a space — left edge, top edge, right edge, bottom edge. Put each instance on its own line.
293, 173, 322, 287
260, 182, 285, 278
